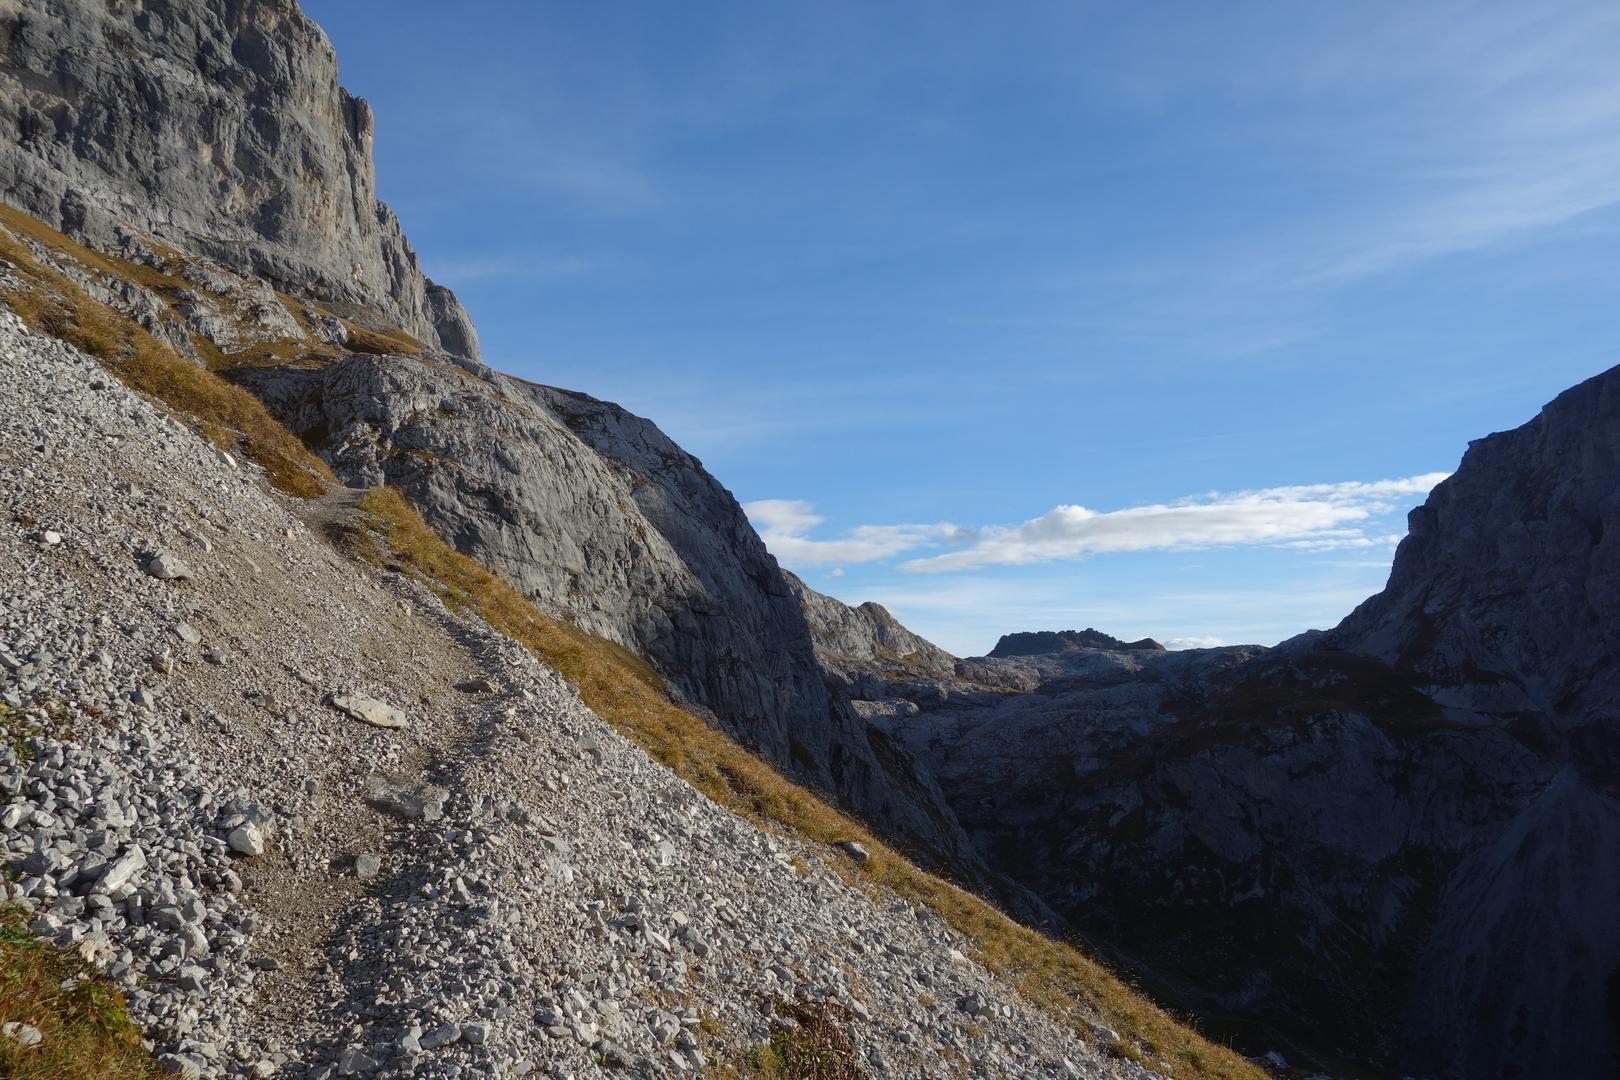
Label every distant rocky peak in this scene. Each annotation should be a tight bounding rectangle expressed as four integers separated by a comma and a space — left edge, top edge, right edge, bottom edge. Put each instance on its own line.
987, 628, 1165, 658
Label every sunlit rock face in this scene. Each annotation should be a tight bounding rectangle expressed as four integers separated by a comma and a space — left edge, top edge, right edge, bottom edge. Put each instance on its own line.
236, 353, 997, 890
0, 0, 477, 357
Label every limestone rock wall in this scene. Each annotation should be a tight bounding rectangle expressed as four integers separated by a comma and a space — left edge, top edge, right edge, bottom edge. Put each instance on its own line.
0, 0, 478, 357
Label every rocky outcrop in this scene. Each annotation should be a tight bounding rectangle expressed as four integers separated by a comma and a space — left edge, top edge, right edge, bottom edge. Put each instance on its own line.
787, 571, 958, 682
988, 629, 1165, 657
885, 365, 1620, 1078
233, 352, 992, 882
0, 0, 478, 357
1330, 365, 1620, 722
0, 0, 988, 885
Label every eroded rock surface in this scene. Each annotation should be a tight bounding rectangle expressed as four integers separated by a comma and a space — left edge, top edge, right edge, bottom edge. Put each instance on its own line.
0, 0, 477, 357
233, 352, 991, 883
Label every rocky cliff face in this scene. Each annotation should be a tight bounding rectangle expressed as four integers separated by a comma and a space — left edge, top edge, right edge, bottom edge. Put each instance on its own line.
232, 353, 991, 882
883, 365, 1620, 1078
0, 0, 477, 357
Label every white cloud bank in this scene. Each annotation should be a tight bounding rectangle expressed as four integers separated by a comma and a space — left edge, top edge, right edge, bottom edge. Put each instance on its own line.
744, 473, 1448, 573
1164, 636, 1227, 651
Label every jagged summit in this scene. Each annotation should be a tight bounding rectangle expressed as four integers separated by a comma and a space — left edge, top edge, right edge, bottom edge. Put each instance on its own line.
987, 629, 1166, 658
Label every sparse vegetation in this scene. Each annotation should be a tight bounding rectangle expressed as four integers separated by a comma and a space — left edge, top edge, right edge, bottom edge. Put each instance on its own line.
0, 904, 157, 1080
0, 701, 78, 763
735, 1000, 865, 1079
342, 486, 1265, 1080
0, 206, 335, 498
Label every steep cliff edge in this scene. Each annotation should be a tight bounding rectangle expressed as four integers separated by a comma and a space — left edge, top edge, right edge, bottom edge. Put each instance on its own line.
0, 0, 478, 358
1331, 366, 1620, 727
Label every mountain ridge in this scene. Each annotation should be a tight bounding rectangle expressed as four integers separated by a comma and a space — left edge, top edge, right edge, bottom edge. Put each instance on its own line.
988, 629, 1168, 658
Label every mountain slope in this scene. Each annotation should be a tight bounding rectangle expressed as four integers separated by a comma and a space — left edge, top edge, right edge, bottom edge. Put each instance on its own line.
0, 0, 1269, 1071
0, 0, 998, 890
0, 309, 1166, 1078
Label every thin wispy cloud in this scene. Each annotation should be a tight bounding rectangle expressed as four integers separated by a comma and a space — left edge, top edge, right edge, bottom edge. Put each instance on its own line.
1241, 2, 1620, 281
747, 473, 1447, 574
743, 500, 968, 566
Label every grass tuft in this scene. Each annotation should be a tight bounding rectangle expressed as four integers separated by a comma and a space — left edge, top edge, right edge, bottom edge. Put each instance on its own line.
0, 904, 157, 1080
0, 207, 334, 498
342, 486, 1264, 1080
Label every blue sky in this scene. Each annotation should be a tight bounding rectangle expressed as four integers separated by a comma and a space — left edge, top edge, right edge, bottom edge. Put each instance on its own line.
304, 0, 1620, 655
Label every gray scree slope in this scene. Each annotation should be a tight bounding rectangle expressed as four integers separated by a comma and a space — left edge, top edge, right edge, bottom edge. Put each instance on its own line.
0, 310, 1153, 1080
234, 353, 991, 883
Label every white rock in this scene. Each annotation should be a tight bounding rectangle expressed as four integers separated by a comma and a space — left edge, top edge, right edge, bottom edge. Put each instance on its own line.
836, 840, 871, 866
330, 694, 407, 729
93, 846, 147, 895
144, 552, 194, 580
1, 1021, 42, 1047
227, 823, 265, 857
418, 1022, 461, 1050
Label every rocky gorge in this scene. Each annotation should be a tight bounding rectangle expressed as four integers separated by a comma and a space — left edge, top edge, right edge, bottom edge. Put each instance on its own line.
0, 1, 1614, 1078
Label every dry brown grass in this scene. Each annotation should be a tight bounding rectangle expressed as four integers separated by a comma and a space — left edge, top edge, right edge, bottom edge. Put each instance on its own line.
345, 487, 1264, 1080
733, 999, 867, 1079
0, 905, 157, 1080
0, 210, 334, 498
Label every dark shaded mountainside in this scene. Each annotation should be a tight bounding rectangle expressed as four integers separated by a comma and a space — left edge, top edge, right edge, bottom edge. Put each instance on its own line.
1, 1, 1616, 1077
989, 630, 1166, 657
818, 365, 1620, 1079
